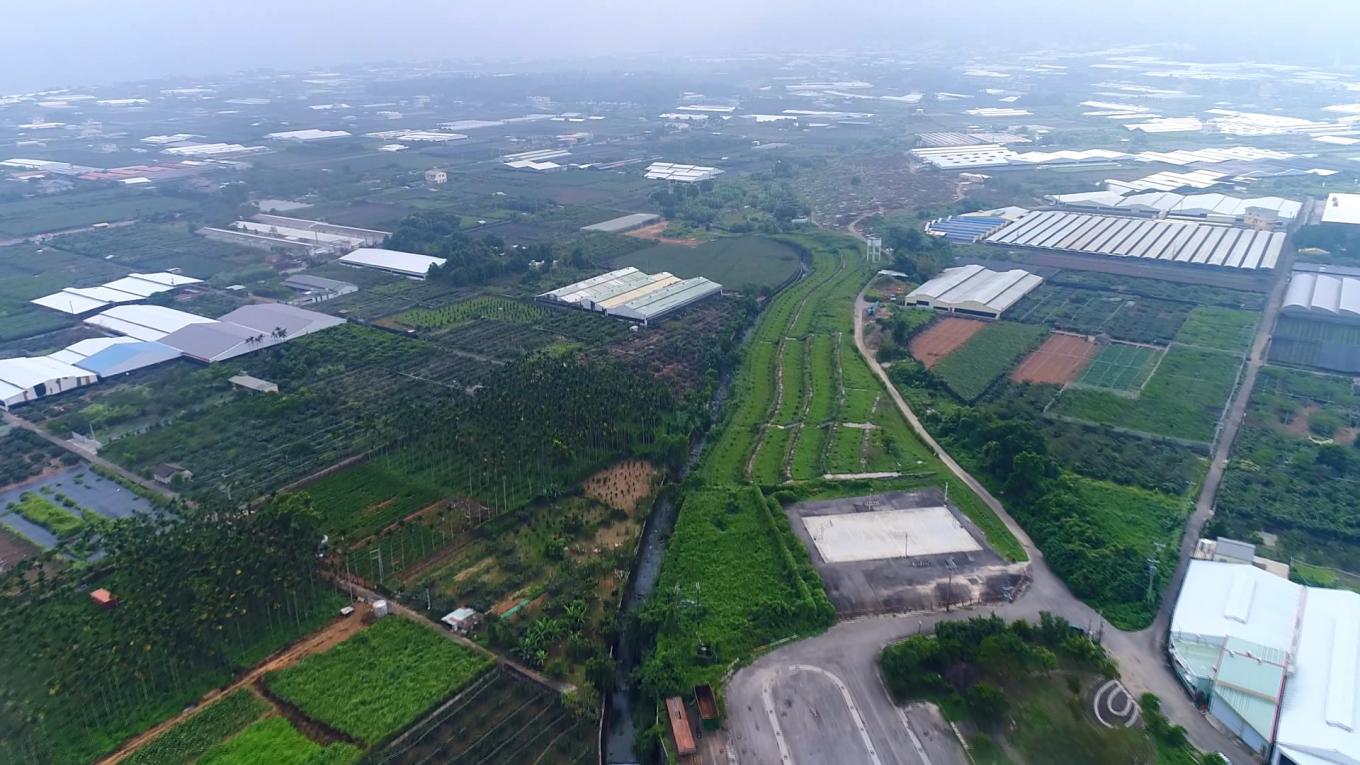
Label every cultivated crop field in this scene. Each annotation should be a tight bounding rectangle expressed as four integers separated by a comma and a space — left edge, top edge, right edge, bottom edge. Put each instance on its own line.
1056, 346, 1242, 442
1008, 284, 1190, 345
195, 717, 360, 765
932, 322, 1048, 402
0, 189, 197, 238
1010, 333, 1097, 385
1173, 307, 1258, 355
609, 235, 802, 289
372, 668, 595, 765
1076, 343, 1162, 391
266, 617, 492, 745
908, 317, 987, 368
123, 690, 268, 765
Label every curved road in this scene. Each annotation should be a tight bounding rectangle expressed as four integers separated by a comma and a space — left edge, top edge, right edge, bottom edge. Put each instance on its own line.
723, 267, 1268, 764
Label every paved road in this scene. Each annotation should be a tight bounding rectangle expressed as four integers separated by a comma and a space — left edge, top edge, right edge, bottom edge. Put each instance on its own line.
720, 283, 1260, 765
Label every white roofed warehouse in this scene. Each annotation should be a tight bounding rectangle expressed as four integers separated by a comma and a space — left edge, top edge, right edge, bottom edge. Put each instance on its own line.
1283, 266, 1360, 324
0, 357, 97, 410
337, 248, 446, 279
539, 267, 722, 325
903, 265, 1043, 319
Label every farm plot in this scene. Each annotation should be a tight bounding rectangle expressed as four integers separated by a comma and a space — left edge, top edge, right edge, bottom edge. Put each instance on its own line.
196, 717, 360, 765
1173, 307, 1258, 355
609, 235, 802, 289
0, 189, 196, 238
265, 617, 492, 745
304, 461, 444, 541
1076, 343, 1162, 391
1056, 346, 1243, 442
908, 317, 987, 368
122, 690, 268, 765
932, 322, 1048, 402
1008, 284, 1190, 345
1010, 333, 1097, 385
372, 668, 594, 765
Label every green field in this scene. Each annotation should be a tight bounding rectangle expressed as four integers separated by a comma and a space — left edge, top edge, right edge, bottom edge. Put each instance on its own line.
123, 691, 268, 765
932, 322, 1048, 401
1173, 307, 1258, 355
1056, 346, 1242, 442
0, 189, 197, 237
266, 617, 491, 745
197, 717, 360, 765
1077, 343, 1161, 391
609, 236, 802, 289
643, 487, 833, 691
304, 461, 444, 541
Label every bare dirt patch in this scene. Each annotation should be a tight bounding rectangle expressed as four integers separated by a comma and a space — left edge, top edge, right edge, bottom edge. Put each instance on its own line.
623, 220, 701, 246
583, 459, 657, 515
909, 317, 987, 369
0, 527, 39, 571
1011, 333, 1098, 385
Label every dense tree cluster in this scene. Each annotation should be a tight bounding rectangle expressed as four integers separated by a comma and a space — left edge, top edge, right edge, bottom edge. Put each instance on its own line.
0, 495, 334, 765
648, 180, 808, 232
881, 614, 1111, 727
387, 211, 547, 284
883, 223, 953, 281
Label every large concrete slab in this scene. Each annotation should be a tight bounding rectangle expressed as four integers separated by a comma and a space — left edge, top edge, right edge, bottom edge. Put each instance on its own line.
804, 506, 982, 562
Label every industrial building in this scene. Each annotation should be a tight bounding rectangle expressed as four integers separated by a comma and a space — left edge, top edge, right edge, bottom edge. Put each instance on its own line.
0, 357, 96, 410
198, 226, 335, 258
539, 267, 722, 325
337, 247, 446, 279
1322, 193, 1360, 225
1169, 546, 1360, 764
644, 162, 723, 183
49, 337, 181, 378
986, 211, 1285, 271
580, 212, 660, 233
160, 304, 345, 363
1283, 266, 1360, 323
85, 305, 218, 342
904, 265, 1043, 319
265, 129, 351, 141
1049, 191, 1302, 227
924, 215, 1012, 243
502, 148, 571, 171
31, 272, 203, 315
284, 274, 358, 304
250, 215, 388, 246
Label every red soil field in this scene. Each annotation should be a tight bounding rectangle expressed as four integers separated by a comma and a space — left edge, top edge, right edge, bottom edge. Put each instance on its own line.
1010, 332, 1097, 385
909, 317, 987, 368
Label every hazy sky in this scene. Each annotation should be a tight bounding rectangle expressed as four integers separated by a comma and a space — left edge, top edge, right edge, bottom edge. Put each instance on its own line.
3, 0, 1357, 92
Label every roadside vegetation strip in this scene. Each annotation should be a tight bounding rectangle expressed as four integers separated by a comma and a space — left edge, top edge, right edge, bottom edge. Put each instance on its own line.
266, 617, 493, 745
122, 690, 269, 765
931, 322, 1048, 402
1055, 346, 1243, 443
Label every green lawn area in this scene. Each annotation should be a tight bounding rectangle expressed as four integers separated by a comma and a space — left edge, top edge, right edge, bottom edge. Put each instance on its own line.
933, 322, 1048, 401
265, 617, 491, 745
609, 235, 802, 289
1077, 343, 1161, 391
1055, 346, 1242, 442
304, 461, 444, 540
1173, 307, 1258, 355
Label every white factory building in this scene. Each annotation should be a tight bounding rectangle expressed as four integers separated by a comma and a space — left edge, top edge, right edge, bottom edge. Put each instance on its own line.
539, 267, 722, 325
0, 357, 96, 410
903, 264, 1043, 319
644, 162, 723, 183
1170, 546, 1360, 764
1321, 193, 1360, 226
337, 247, 446, 279
1283, 267, 1360, 324
31, 272, 203, 315
1049, 191, 1303, 227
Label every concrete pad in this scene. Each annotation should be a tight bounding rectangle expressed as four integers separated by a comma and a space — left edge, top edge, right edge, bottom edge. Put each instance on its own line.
802, 506, 982, 563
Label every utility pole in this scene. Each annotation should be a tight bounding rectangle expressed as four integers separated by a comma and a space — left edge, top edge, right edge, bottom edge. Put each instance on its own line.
1146, 542, 1166, 604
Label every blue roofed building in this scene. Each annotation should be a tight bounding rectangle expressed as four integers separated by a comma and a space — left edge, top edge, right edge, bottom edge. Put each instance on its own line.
924, 215, 1011, 243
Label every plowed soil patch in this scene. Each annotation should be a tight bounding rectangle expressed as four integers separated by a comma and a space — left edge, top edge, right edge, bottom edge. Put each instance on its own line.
1011, 333, 1097, 384
909, 317, 987, 368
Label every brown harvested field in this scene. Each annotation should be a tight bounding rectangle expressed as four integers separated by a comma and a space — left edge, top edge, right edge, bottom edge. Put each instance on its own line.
909, 317, 987, 368
1011, 333, 1098, 384
623, 220, 701, 246
583, 459, 657, 515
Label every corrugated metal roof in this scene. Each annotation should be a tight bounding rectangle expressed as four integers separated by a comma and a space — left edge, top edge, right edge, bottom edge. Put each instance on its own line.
337, 248, 445, 278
